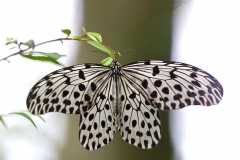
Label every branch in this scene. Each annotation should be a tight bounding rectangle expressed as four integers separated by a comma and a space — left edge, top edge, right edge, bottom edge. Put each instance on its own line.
0, 37, 78, 61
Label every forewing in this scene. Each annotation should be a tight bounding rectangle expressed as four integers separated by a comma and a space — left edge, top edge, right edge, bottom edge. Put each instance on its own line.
79, 76, 116, 150
118, 76, 161, 149
26, 63, 111, 114
121, 60, 223, 110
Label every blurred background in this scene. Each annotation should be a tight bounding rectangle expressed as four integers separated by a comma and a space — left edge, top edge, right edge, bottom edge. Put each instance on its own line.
0, 0, 239, 160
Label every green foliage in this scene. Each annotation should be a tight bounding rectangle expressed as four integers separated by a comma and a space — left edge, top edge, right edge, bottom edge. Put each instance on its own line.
5, 38, 15, 45
1, 110, 45, 129
36, 114, 46, 123
0, 116, 7, 128
83, 28, 112, 60
20, 39, 35, 49
101, 57, 113, 66
61, 29, 71, 37
72, 35, 81, 40
20, 51, 65, 66
87, 41, 112, 58
2, 28, 115, 66
10, 111, 38, 128
86, 32, 102, 43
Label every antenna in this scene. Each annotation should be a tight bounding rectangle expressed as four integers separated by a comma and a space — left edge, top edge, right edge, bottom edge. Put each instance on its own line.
92, 50, 109, 56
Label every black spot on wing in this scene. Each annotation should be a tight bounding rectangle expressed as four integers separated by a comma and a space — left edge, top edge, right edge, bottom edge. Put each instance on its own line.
74, 92, 80, 98
150, 90, 157, 98
154, 80, 162, 87
85, 64, 91, 68
170, 69, 177, 79
129, 92, 136, 99
79, 70, 85, 80
162, 87, 169, 94
190, 72, 197, 78
78, 84, 86, 91
174, 84, 182, 92
142, 79, 148, 89
152, 65, 160, 76
91, 82, 97, 92
192, 66, 198, 71
62, 90, 69, 97
144, 61, 151, 65
191, 80, 201, 87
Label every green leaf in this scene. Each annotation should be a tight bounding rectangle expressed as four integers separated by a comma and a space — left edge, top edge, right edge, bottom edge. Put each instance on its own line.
0, 116, 8, 129
33, 52, 64, 59
9, 112, 37, 128
101, 57, 113, 66
87, 32, 102, 43
61, 29, 71, 37
6, 37, 13, 42
36, 114, 46, 123
20, 51, 65, 66
21, 39, 35, 49
87, 41, 112, 57
72, 36, 81, 40
82, 26, 87, 34
24, 110, 46, 123
26, 111, 46, 123
5, 38, 14, 45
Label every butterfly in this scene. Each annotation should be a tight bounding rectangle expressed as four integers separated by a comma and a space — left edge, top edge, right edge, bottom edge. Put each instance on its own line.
26, 59, 223, 150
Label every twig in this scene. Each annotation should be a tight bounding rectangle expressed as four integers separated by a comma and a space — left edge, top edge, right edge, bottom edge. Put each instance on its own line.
0, 37, 79, 61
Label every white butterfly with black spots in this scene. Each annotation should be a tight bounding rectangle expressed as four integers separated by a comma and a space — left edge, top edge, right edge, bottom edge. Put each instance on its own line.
27, 60, 223, 150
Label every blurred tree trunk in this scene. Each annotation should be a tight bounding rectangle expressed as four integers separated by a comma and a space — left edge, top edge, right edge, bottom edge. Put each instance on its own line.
60, 1, 173, 160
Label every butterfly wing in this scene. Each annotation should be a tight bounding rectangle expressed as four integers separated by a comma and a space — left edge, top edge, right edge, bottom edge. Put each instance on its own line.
121, 60, 223, 111
79, 76, 116, 150
117, 60, 223, 149
118, 75, 161, 149
26, 63, 111, 115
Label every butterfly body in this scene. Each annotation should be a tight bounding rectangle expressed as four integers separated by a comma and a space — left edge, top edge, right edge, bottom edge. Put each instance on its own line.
111, 60, 122, 116
27, 60, 223, 150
